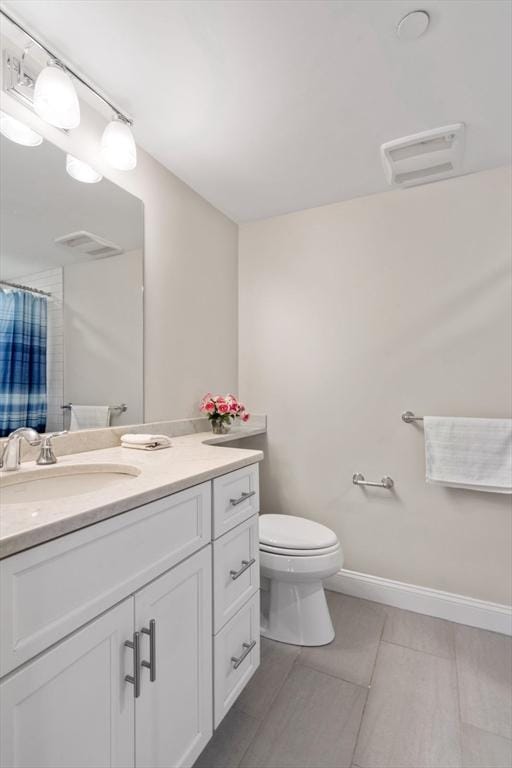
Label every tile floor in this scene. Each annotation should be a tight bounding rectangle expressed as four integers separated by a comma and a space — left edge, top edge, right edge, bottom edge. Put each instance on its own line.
194, 592, 512, 768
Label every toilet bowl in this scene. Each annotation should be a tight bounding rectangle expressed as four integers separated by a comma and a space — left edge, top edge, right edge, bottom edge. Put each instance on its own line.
259, 514, 343, 647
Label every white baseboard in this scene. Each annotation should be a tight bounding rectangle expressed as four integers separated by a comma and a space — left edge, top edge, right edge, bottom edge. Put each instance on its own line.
324, 569, 512, 636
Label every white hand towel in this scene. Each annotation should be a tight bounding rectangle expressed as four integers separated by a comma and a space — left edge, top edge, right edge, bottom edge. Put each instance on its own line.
70, 405, 110, 431
424, 417, 512, 493
121, 433, 171, 450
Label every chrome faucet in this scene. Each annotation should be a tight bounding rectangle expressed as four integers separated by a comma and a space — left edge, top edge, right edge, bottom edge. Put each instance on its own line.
36, 431, 68, 465
0, 427, 42, 471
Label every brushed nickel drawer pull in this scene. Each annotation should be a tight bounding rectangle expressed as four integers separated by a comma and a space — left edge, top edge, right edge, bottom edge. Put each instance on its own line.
141, 619, 156, 682
229, 490, 256, 506
230, 558, 256, 580
124, 631, 141, 698
231, 640, 256, 670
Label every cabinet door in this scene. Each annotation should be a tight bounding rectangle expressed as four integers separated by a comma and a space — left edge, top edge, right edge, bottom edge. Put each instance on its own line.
135, 546, 212, 768
0, 599, 134, 768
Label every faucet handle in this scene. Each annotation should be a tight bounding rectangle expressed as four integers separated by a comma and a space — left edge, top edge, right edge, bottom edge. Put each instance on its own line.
36, 431, 68, 465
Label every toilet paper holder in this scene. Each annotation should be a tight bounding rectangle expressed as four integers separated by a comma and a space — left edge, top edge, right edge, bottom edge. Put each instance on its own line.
353, 473, 394, 489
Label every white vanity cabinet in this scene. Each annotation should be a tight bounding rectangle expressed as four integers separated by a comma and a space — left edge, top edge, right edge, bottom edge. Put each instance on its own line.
0, 547, 212, 768
134, 546, 212, 768
211, 465, 261, 727
0, 599, 135, 768
0, 462, 261, 768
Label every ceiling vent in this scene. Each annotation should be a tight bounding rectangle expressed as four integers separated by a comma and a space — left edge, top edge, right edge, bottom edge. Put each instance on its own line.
54, 230, 123, 259
381, 124, 465, 188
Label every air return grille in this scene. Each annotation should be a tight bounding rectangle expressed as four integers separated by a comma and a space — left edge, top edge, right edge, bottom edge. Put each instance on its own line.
54, 230, 123, 259
381, 124, 465, 188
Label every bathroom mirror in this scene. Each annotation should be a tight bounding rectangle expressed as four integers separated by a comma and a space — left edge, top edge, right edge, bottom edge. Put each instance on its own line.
0, 134, 144, 436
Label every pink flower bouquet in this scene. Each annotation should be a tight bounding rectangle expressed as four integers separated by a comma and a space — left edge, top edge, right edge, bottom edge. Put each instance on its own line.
200, 393, 250, 434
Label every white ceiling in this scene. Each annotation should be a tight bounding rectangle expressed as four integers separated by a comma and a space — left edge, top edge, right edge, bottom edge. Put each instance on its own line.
2, 0, 511, 222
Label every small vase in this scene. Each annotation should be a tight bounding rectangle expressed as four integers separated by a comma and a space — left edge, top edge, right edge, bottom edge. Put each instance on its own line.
211, 419, 230, 435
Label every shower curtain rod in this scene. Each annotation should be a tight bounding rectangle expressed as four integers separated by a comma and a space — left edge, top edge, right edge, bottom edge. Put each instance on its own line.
0, 280, 52, 298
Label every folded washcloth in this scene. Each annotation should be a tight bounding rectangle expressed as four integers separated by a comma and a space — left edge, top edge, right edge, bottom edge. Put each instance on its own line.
121, 433, 171, 450
424, 417, 512, 493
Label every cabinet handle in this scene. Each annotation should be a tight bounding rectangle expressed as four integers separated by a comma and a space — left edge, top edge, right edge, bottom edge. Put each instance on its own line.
231, 640, 256, 670
124, 631, 141, 698
141, 619, 156, 682
229, 490, 256, 506
230, 558, 256, 580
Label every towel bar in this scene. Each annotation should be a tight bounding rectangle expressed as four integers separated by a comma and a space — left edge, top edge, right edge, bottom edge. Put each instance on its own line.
402, 411, 424, 423
353, 473, 394, 489
61, 403, 127, 414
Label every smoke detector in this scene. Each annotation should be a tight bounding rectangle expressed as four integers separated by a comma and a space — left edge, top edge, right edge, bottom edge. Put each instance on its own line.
54, 230, 123, 259
380, 124, 465, 188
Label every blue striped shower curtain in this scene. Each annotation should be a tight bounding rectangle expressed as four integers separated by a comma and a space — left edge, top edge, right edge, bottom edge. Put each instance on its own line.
0, 290, 47, 437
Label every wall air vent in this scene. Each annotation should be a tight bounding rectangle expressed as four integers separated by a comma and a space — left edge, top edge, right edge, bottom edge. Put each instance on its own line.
380, 124, 465, 188
54, 230, 123, 259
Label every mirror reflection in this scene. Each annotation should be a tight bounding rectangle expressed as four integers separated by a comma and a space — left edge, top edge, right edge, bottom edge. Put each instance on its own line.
0, 136, 144, 436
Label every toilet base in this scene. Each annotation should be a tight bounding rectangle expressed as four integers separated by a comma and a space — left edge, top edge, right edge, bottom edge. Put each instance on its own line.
260, 579, 335, 646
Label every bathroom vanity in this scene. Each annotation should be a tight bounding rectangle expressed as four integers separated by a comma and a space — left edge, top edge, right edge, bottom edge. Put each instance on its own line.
0, 436, 263, 768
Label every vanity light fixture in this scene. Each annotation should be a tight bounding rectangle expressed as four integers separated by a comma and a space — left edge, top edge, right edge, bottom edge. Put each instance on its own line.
101, 115, 137, 171
33, 60, 81, 130
66, 154, 103, 184
1, 8, 137, 170
0, 111, 43, 146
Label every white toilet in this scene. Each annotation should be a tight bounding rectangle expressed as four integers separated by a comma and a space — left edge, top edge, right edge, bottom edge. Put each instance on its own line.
259, 514, 343, 646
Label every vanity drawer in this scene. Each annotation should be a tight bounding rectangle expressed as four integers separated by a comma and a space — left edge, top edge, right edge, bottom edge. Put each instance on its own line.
0, 482, 211, 677
213, 591, 260, 728
212, 463, 259, 539
213, 515, 259, 633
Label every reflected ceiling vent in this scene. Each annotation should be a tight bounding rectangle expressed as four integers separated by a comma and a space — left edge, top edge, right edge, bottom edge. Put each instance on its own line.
381, 124, 465, 188
54, 230, 123, 259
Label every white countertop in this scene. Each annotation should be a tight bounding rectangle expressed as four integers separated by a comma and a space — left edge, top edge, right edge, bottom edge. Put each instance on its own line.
0, 430, 264, 559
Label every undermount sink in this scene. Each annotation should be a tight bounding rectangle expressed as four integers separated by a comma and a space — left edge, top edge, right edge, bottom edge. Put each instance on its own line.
0, 463, 141, 504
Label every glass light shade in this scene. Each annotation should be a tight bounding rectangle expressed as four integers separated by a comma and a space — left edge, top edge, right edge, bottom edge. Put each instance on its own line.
66, 154, 102, 184
0, 112, 43, 146
34, 63, 80, 129
101, 117, 137, 170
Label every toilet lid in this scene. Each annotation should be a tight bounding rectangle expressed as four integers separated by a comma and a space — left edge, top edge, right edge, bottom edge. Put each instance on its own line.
260, 542, 341, 557
259, 514, 339, 550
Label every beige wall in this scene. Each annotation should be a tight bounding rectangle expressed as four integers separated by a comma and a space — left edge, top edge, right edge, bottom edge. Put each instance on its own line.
1, 93, 238, 422
239, 166, 512, 605
64, 250, 143, 426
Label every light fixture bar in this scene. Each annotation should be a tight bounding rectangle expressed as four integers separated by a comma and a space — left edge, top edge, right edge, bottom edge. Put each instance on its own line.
0, 8, 133, 125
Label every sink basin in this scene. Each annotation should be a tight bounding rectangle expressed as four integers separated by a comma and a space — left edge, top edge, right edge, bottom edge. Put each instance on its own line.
0, 463, 141, 504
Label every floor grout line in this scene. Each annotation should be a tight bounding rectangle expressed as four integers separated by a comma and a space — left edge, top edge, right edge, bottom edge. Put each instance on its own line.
237, 651, 371, 768
380, 637, 455, 660
459, 721, 512, 742
348, 686, 370, 768
234, 648, 300, 768
379, 637, 460, 661
348, 620, 386, 767
449, 626, 465, 766
294, 657, 372, 689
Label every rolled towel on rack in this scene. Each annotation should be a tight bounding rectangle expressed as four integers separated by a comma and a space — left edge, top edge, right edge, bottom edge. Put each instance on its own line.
424, 417, 512, 493
121, 433, 171, 450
